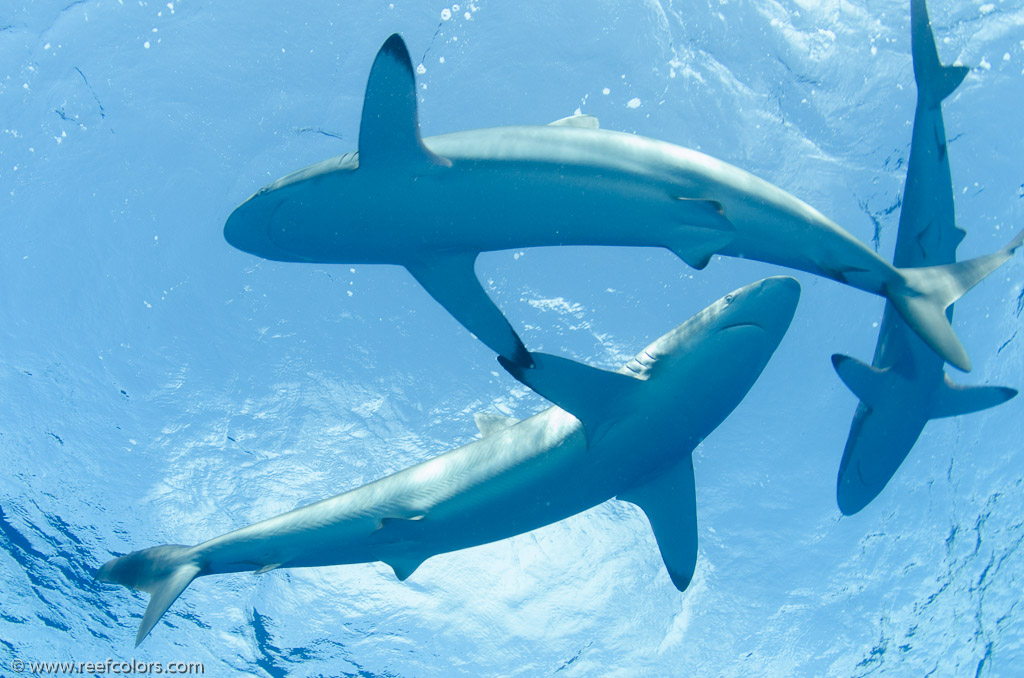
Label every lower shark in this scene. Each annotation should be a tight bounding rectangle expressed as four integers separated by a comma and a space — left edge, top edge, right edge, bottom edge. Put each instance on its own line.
224, 33, 1021, 372
96, 276, 800, 646
832, 0, 1017, 515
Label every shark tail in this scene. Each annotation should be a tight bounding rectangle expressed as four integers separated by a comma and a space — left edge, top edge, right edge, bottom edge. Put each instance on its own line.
888, 229, 1024, 372
95, 544, 202, 647
912, 0, 969, 106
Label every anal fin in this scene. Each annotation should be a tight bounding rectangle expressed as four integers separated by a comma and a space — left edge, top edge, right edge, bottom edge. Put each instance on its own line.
383, 556, 425, 582
619, 458, 699, 592
406, 252, 532, 367
373, 517, 429, 580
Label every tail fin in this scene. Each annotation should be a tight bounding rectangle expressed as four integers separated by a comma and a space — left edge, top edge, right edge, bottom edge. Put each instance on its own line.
911, 0, 970, 107
95, 545, 201, 647
889, 229, 1024, 372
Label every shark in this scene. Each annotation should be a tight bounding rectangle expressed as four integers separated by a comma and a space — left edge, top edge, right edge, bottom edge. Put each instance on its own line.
224, 33, 1021, 372
832, 0, 1018, 515
96, 276, 800, 646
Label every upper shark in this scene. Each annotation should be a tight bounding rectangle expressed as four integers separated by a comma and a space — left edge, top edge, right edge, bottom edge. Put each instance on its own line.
832, 0, 1017, 515
96, 276, 799, 646
224, 33, 1021, 372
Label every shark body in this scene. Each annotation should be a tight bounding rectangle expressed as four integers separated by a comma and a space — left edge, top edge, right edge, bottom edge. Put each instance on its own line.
96, 276, 799, 646
224, 34, 1021, 372
833, 0, 1017, 515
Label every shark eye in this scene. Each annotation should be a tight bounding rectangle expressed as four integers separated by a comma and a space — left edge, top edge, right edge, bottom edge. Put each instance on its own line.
724, 294, 734, 304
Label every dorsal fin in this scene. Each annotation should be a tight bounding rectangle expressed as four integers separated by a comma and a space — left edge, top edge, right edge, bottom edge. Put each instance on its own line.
474, 412, 520, 437
548, 114, 600, 129
358, 34, 451, 171
498, 352, 644, 441
911, 0, 969, 107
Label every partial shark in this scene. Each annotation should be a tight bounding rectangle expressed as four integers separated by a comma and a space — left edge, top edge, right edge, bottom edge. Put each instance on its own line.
224, 33, 1021, 372
832, 0, 1017, 515
96, 276, 799, 646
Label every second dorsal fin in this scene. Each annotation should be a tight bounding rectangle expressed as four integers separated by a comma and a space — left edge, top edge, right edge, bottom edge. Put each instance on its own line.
474, 412, 520, 437
548, 114, 600, 129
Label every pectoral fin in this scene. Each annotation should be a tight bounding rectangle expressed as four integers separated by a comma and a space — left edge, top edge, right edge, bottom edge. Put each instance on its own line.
930, 376, 1017, 418
619, 458, 699, 592
831, 354, 891, 408
406, 252, 532, 367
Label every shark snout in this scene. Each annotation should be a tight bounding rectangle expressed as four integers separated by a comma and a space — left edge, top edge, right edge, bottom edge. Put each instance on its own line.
224, 195, 308, 263
755, 275, 801, 312
224, 195, 269, 254
722, 276, 800, 341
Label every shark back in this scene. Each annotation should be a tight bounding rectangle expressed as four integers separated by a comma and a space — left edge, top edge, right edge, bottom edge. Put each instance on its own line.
894, 0, 969, 269
832, 0, 1018, 515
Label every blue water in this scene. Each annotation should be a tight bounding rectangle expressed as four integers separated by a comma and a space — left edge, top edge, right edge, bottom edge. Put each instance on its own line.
2, 1, 1022, 675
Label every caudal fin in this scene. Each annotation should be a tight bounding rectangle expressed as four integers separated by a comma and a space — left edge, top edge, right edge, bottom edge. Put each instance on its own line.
889, 229, 1024, 372
95, 544, 201, 647
911, 0, 969, 107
